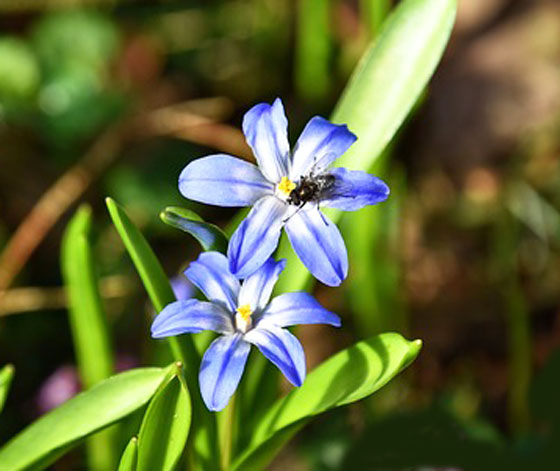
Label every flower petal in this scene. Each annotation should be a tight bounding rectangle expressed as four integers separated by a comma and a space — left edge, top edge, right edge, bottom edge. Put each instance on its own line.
256, 292, 341, 328
244, 325, 305, 387
321, 167, 390, 211
242, 98, 290, 183
238, 258, 286, 313
151, 299, 234, 338
199, 333, 251, 411
284, 207, 348, 286
179, 154, 273, 207
290, 117, 357, 180
228, 196, 288, 279
170, 275, 194, 301
185, 252, 240, 312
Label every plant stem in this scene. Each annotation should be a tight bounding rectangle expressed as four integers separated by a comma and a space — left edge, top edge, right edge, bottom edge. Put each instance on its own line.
219, 393, 237, 470
495, 209, 531, 433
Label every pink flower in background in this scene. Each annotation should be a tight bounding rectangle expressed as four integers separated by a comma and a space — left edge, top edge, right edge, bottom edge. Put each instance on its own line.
36, 365, 80, 414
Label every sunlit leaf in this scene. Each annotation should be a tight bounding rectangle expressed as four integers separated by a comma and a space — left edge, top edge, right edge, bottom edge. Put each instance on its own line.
276, 0, 457, 293
160, 206, 228, 254
106, 197, 219, 471
0, 367, 171, 471
361, 0, 392, 37
0, 364, 15, 415
295, 0, 331, 101
118, 437, 138, 471
61, 205, 115, 469
232, 333, 422, 470
343, 165, 408, 336
62, 205, 114, 387
137, 364, 191, 471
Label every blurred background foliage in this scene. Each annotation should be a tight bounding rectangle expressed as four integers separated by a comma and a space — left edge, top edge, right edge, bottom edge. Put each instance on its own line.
1, 0, 560, 469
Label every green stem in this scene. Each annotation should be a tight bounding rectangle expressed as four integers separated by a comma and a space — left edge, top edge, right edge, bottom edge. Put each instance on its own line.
361, 0, 391, 37
495, 210, 531, 433
219, 393, 237, 470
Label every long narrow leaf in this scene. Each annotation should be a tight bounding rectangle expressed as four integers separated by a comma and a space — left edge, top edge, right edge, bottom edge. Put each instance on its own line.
232, 333, 421, 471
118, 437, 138, 471
105, 197, 219, 470
62, 205, 116, 471
334, 0, 456, 169
0, 367, 170, 471
0, 364, 14, 415
276, 0, 457, 293
136, 363, 191, 471
361, 0, 392, 37
343, 166, 408, 336
160, 206, 228, 254
295, 0, 331, 100
61, 206, 114, 388
105, 198, 198, 364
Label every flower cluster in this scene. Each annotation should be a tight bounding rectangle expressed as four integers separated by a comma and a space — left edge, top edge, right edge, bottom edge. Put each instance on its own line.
152, 98, 389, 411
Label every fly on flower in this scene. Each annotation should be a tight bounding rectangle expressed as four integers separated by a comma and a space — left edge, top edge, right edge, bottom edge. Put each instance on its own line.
179, 98, 390, 286
151, 252, 341, 411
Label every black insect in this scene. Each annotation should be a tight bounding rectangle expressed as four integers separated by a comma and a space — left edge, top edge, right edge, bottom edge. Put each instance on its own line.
287, 173, 336, 207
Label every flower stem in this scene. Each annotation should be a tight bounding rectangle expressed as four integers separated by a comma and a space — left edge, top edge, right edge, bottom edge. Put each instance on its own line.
218, 393, 237, 470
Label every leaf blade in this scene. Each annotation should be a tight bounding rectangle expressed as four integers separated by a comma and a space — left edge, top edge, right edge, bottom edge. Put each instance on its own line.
61, 205, 117, 470
232, 333, 422, 471
61, 205, 114, 388
0, 364, 15, 415
118, 437, 138, 471
160, 206, 228, 254
276, 0, 457, 293
105, 197, 220, 470
333, 0, 457, 169
137, 367, 191, 471
0, 367, 170, 471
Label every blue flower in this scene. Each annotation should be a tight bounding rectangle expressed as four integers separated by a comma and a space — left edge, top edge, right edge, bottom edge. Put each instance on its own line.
179, 98, 389, 286
151, 252, 341, 411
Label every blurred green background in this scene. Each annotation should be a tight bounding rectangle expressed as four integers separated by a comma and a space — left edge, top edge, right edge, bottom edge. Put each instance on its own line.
1, 0, 560, 469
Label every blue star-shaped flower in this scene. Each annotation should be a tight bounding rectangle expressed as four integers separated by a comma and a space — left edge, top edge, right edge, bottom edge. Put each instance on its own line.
151, 252, 341, 411
179, 98, 389, 286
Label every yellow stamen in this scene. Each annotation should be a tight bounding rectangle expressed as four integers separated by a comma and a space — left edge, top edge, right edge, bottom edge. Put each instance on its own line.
277, 176, 296, 196
236, 304, 252, 322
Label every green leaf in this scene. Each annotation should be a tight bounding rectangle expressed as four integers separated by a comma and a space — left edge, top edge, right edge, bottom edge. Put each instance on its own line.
61, 205, 116, 469
232, 333, 422, 471
343, 165, 408, 336
106, 197, 219, 470
295, 0, 331, 101
62, 205, 114, 387
0, 364, 15, 415
118, 437, 138, 471
360, 0, 392, 37
0, 367, 170, 471
276, 0, 457, 293
105, 197, 198, 365
106, 198, 175, 314
333, 0, 456, 170
137, 364, 192, 471
160, 206, 228, 254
